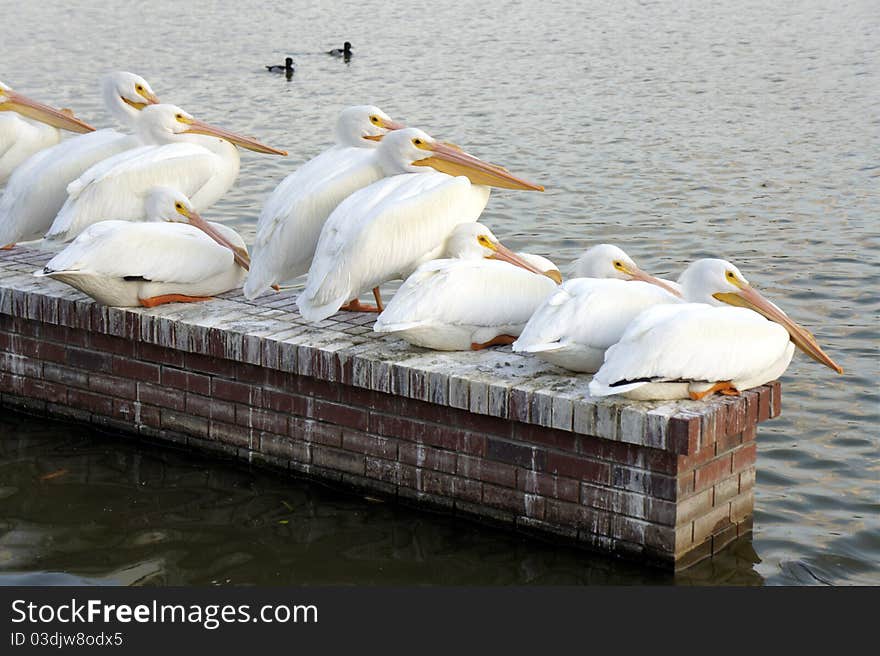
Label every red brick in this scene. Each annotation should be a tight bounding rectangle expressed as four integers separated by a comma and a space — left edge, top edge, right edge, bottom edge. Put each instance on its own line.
342, 430, 398, 459
693, 503, 732, 544
548, 453, 611, 484
457, 453, 517, 487
743, 390, 759, 425
483, 483, 527, 515
677, 442, 716, 472
487, 437, 546, 470
399, 443, 457, 474
138, 382, 186, 411
313, 399, 368, 431
262, 389, 310, 416
420, 470, 482, 504
185, 393, 213, 418
162, 368, 211, 395
668, 415, 700, 454
88, 373, 136, 399
545, 499, 608, 534
715, 429, 743, 455
365, 457, 417, 486
611, 466, 676, 500
757, 386, 771, 422
67, 347, 113, 373
518, 471, 579, 503
732, 443, 757, 472
261, 432, 309, 463
68, 389, 113, 416
140, 342, 185, 367
90, 333, 135, 356
312, 445, 364, 475
210, 421, 252, 448
512, 422, 577, 452
184, 352, 235, 377
694, 454, 732, 492
678, 487, 713, 523
678, 470, 696, 497
770, 381, 782, 418
742, 424, 757, 443
724, 398, 747, 437
161, 410, 209, 439
290, 417, 342, 447
111, 357, 160, 383
235, 362, 268, 385
23, 378, 67, 404
212, 378, 255, 404
237, 407, 288, 435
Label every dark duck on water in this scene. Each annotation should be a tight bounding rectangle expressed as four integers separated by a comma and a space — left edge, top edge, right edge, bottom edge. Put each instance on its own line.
328, 42, 352, 58
266, 57, 295, 74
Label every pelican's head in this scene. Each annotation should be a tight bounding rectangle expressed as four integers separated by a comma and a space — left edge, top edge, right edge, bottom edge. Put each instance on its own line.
136, 104, 286, 155
443, 222, 558, 280
101, 72, 159, 126
575, 244, 681, 296
377, 128, 544, 191
679, 258, 843, 374
145, 186, 250, 271
0, 80, 95, 133
335, 105, 404, 147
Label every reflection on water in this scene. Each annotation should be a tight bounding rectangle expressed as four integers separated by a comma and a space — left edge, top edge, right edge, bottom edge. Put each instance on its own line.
2, 0, 878, 584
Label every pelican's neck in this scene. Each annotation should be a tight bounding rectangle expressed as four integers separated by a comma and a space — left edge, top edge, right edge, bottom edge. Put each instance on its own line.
101, 81, 140, 129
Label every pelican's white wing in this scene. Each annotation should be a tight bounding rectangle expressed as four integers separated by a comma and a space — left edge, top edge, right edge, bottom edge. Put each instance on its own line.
46, 143, 219, 241
589, 304, 791, 396
514, 278, 680, 354
40, 221, 235, 284
376, 258, 557, 333
245, 146, 381, 296
299, 172, 489, 321
0, 129, 132, 245
0, 114, 21, 161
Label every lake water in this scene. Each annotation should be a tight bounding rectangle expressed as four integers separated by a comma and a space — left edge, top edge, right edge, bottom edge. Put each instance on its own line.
1, 0, 877, 585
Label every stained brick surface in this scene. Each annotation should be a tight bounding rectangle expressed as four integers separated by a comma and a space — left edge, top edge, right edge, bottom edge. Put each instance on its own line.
0, 247, 781, 569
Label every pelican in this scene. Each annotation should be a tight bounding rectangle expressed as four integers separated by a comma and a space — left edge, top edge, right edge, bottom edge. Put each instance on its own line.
588, 258, 843, 401
44, 104, 286, 242
35, 187, 249, 307
374, 223, 559, 350
512, 244, 681, 372
0, 80, 95, 183
244, 105, 403, 299
0, 72, 159, 248
297, 127, 543, 322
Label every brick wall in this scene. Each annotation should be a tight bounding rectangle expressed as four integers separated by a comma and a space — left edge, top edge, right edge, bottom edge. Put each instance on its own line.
0, 307, 777, 569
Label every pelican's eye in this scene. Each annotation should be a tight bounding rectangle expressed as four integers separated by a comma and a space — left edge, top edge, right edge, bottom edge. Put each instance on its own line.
175, 202, 183, 209
726, 270, 737, 281
477, 235, 494, 248
613, 260, 626, 270
412, 138, 422, 146
370, 115, 380, 125
136, 84, 144, 92
175, 113, 186, 122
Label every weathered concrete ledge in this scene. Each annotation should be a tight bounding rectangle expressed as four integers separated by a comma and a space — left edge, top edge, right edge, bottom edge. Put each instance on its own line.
0, 247, 780, 569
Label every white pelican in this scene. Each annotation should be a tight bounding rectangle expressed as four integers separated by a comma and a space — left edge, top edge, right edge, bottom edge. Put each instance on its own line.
512, 244, 681, 372
374, 222, 559, 350
35, 187, 248, 307
0, 72, 159, 248
244, 105, 403, 299
0, 80, 95, 183
588, 258, 843, 401
297, 127, 543, 322
44, 104, 286, 242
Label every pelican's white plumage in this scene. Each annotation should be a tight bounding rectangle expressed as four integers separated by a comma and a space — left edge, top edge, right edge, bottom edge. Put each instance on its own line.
0, 79, 95, 183
44, 104, 285, 242
298, 128, 543, 322
35, 188, 247, 307
588, 259, 842, 400
245, 105, 402, 299
0, 72, 158, 246
374, 223, 558, 350
513, 244, 681, 372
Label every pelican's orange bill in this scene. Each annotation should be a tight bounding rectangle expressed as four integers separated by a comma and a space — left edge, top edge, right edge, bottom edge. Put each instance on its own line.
184, 118, 287, 156
0, 90, 95, 133
412, 141, 544, 191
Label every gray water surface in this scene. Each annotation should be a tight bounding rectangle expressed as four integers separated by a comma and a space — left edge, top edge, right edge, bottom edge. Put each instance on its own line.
1, 0, 877, 584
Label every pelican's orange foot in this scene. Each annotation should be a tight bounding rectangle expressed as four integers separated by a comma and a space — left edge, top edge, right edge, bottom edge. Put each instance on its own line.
1, 243, 15, 251
470, 334, 516, 351
139, 294, 214, 308
271, 284, 281, 292
339, 298, 380, 313
689, 381, 738, 401
372, 287, 384, 313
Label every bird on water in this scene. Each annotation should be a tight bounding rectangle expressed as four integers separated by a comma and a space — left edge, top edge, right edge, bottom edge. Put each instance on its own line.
328, 42, 352, 58
266, 57, 295, 74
